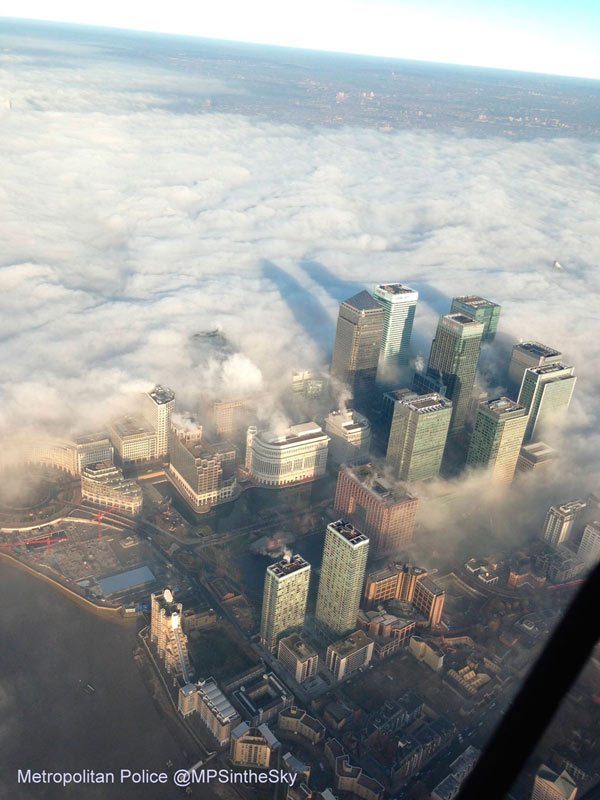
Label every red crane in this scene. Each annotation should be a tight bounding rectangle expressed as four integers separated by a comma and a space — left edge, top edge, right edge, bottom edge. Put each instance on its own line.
94, 507, 118, 539
0, 534, 68, 552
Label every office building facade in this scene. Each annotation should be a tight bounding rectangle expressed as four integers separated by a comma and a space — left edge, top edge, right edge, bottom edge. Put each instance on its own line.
260, 555, 311, 652
386, 391, 453, 481
246, 422, 329, 487
466, 397, 529, 484
450, 296, 500, 342
578, 521, 600, 566
518, 363, 576, 443
373, 283, 419, 383
542, 500, 586, 549
330, 290, 384, 405
508, 342, 562, 394
531, 765, 577, 800
325, 408, 371, 465
315, 520, 369, 638
426, 314, 484, 438
334, 464, 418, 554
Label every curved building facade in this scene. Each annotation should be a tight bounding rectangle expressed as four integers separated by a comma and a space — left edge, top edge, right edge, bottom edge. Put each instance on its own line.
247, 422, 329, 487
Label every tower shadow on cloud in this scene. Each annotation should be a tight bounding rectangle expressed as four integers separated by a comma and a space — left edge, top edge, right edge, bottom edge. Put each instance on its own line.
261, 259, 336, 355
298, 260, 366, 304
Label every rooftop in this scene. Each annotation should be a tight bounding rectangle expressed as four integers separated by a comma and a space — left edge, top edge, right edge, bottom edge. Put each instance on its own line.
342, 290, 383, 313
329, 629, 373, 657
397, 392, 452, 414
74, 432, 111, 446
280, 633, 318, 661
260, 421, 328, 447
453, 295, 499, 310
481, 397, 527, 418
147, 385, 175, 404
326, 408, 370, 432
526, 362, 573, 377
513, 341, 561, 358
375, 282, 418, 297
268, 555, 310, 579
110, 415, 155, 438
329, 519, 369, 546
520, 442, 556, 462
347, 463, 416, 504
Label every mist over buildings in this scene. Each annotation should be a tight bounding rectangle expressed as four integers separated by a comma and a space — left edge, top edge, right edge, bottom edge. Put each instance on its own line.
0, 24, 599, 497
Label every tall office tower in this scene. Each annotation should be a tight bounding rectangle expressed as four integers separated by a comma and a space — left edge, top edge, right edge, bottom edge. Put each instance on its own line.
450, 296, 501, 342
373, 283, 419, 384
259, 555, 311, 652
578, 521, 600, 566
508, 342, 562, 395
325, 408, 371, 465
386, 392, 453, 481
150, 588, 192, 681
530, 764, 577, 800
315, 520, 369, 639
142, 385, 175, 457
330, 290, 384, 406
518, 363, 576, 443
542, 500, 586, 549
466, 397, 529, 484
426, 314, 484, 438
334, 464, 418, 554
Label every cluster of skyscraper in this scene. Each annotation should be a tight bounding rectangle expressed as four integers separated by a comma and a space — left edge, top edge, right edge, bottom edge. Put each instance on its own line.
330, 285, 576, 485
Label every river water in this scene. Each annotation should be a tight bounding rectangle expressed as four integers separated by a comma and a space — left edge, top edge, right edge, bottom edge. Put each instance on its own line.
0, 560, 188, 799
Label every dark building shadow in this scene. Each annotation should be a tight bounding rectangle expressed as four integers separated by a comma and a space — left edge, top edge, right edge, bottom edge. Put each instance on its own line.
298, 260, 366, 304
262, 259, 335, 353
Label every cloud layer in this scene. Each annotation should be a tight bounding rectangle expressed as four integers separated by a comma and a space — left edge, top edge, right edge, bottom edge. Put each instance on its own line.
1, 29, 599, 485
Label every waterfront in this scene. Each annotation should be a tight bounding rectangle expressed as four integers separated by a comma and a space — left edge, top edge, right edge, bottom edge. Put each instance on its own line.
0, 561, 189, 799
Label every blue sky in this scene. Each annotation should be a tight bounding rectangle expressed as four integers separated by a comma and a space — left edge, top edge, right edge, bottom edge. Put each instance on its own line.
5, 1, 600, 79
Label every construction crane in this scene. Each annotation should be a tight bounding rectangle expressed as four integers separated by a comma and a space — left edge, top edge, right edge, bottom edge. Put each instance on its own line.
94, 507, 118, 539
0, 534, 68, 553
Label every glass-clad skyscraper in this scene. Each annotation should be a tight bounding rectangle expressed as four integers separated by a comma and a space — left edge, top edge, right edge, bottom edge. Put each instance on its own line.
426, 314, 484, 439
450, 295, 500, 342
373, 283, 418, 384
517, 363, 576, 443
466, 397, 528, 484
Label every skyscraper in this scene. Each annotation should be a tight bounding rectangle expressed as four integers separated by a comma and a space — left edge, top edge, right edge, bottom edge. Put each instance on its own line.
334, 463, 418, 554
518, 363, 576, 443
466, 397, 529, 484
450, 295, 501, 342
259, 555, 310, 652
386, 392, 453, 481
530, 764, 577, 800
426, 314, 484, 439
315, 520, 369, 639
508, 342, 562, 395
141, 385, 175, 458
541, 500, 586, 549
330, 290, 384, 406
373, 283, 419, 384
578, 521, 600, 566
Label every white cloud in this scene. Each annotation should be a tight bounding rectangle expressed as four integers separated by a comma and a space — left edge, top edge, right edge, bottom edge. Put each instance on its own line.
0, 34, 599, 484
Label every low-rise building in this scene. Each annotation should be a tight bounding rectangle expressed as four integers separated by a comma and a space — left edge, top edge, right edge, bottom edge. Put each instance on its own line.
325, 408, 371, 465
108, 415, 157, 464
409, 635, 445, 671
278, 634, 319, 683
364, 563, 445, 626
230, 721, 280, 767
232, 672, 292, 726
178, 678, 240, 746
517, 441, 557, 473
246, 422, 329, 487
80, 460, 143, 515
326, 630, 374, 681
278, 707, 325, 744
